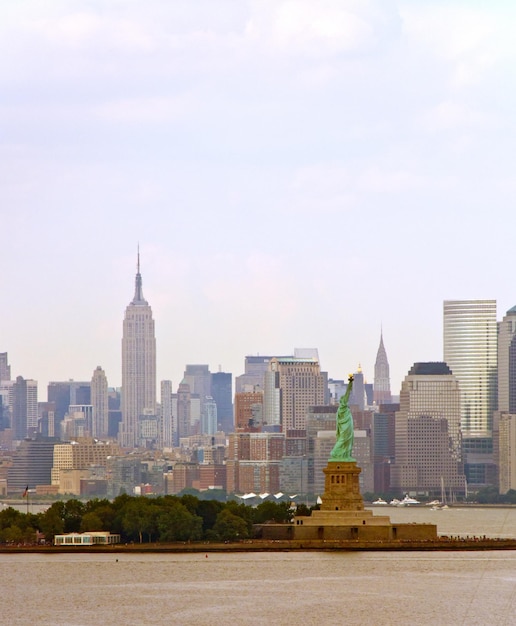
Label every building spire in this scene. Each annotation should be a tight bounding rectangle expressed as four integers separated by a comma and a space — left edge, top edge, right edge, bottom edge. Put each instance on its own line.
131, 246, 148, 305
374, 327, 391, 404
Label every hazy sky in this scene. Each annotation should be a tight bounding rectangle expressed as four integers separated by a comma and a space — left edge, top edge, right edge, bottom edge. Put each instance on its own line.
2, 0, 516, 397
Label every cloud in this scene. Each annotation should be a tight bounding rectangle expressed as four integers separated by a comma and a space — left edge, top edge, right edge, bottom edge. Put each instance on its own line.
245, 0, 400, 59
400, 3, 514, 87
419, 100, 496, 133
289, 160, 426, 215
94, 95, 197, 123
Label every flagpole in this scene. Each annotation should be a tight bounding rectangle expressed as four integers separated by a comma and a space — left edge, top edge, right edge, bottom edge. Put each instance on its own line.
23, 485, 29, 514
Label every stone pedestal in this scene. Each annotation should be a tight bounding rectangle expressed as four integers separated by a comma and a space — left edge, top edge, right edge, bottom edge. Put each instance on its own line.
320, 461, 364, 511
260, 459, 437, 542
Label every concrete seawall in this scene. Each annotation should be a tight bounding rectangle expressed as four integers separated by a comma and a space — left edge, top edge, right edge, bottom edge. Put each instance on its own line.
1, 538, 516, 553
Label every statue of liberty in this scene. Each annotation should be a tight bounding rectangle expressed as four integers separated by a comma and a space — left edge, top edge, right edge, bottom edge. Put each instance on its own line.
329, 374, 355, 462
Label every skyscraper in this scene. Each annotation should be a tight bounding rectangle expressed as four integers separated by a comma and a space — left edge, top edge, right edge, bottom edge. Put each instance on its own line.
497, 306, 516, 414
91, 366, 109, 439
234, 390, 263, 430
183, 365, 211, 405
0, 353, 11, 382
349, 365, 366, 410
12, 376, 38, 440
443, 300, 497, 486
211, 371, 233, 433
176, 379, 192, 442
200, 396, 218, 435
263, 354, 326, 432
496, 305, 516, 493
47, 380, 91, 433
373, 332, 392, 405
391, 362, 465, 496
160, 380, 174, 448
235, 355, 292, 393
120, 252, 156, 448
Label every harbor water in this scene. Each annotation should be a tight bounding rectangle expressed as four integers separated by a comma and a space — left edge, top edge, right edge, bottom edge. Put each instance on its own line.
1, 508, 515, 625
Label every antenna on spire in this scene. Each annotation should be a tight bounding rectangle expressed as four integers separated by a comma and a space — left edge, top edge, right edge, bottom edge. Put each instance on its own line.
131, 244, 148, 305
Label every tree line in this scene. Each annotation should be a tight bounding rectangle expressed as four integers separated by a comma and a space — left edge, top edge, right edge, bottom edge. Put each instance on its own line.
0, 494, 305, 545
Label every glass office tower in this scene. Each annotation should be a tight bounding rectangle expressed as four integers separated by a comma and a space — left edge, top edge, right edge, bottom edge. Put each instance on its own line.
443, 300, 497, 486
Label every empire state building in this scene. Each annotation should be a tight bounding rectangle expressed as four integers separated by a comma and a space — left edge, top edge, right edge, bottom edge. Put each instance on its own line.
120, 252, 156, 447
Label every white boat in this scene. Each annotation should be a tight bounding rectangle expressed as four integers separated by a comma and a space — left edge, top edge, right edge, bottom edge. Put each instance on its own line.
389, 498, 401, 506
431, 503, 449, 511
397, 494, 420, 506
372, 498, 388, 505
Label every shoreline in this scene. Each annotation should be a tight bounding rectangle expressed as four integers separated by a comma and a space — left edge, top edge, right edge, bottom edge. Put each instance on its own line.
3, 500, 516, 508
1, 537, 516, 554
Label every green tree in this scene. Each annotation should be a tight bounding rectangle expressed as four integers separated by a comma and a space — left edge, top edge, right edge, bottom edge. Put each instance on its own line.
475, 486, 501, 504
44, 499, 85, 533
157, 502, 202, 542
213, 509, 249, 541
80, 512, 104, 532
0, 507, 25, 531
294, 503, 311, 517
1, 525, 24, 544
37, 508, 64, 541
179, 494, 200, 515
254, 501, 292, 524
197, 499, 225, 535
121, 499, 153, 543
224, 501, 254, 534
89, 504, 117, 532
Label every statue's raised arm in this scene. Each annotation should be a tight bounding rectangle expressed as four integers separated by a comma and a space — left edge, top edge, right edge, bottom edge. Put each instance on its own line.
329, 374, 355, 462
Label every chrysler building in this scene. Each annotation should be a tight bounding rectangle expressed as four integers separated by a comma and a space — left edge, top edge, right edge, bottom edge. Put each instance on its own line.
119, 251, 156, 447
373, 331, 392, 405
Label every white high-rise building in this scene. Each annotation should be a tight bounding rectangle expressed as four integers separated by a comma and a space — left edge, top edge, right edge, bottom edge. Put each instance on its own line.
443, 300, 497, 488
120, 252, 156, 448
91, 366, 109, 439
443, 300, 497, 438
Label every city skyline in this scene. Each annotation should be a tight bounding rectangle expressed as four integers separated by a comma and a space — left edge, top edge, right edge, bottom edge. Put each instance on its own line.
2, 1, 516, 396
3, 263, 516, 401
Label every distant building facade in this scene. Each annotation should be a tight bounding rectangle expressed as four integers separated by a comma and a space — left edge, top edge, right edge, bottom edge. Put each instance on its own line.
12, 376, 38, 440
7, 436, 58, 493
263, 354, 326, 432
91, 366, 109, 439
391, 362, 466, 496
47, 380, 91, 434
373, 332, 392, 405
211, 371, 233, 433
497, 306, 516, 493
226, 432, 285, 494
200, 396, 218, 435
160, 380, 174, 448
349, 366, 366, 410
443, 299, 497, 487
234, 390, 264, 431
0, 353, 11, 382
120, 252, 156, 448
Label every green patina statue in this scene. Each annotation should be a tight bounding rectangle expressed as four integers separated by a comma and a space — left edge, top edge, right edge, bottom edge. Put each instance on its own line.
329, 374, 355, 462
